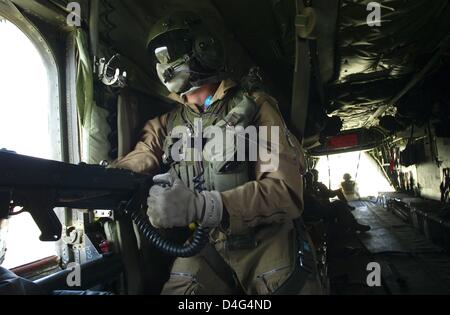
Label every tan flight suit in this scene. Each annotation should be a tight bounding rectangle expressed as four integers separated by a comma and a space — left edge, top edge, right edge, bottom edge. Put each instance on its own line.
114, 79, 323, 295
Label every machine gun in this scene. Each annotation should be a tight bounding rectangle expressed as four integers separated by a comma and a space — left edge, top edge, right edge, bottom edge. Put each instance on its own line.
0, 151, 208, 257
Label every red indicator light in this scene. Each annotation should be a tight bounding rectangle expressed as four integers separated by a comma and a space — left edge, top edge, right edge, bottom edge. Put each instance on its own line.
328, 134, 359, 149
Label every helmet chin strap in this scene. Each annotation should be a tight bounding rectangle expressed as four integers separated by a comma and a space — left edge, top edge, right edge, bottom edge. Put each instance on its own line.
189, 72, 228, 87
180, 85, 203, 98
179, 72, 227, 98
180, 71, 228, 97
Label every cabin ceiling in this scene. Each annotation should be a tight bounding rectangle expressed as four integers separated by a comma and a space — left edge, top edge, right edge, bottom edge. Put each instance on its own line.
330, 0, 450, 131
10, 0, 450, 135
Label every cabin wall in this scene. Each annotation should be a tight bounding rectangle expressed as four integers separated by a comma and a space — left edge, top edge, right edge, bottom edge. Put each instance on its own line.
416, 136, 450, 200
396, 125, 450, 201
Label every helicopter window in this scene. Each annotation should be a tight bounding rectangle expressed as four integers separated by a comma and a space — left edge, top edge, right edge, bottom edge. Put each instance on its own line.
0, 17, 60, 269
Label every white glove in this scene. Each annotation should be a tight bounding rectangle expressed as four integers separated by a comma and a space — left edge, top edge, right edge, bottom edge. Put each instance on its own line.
147, 173, 223, 229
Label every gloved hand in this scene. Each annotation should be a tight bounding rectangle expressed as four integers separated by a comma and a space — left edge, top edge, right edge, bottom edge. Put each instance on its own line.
147, 173, 223, 229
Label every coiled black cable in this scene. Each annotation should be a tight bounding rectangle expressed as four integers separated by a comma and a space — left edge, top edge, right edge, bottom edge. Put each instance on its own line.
193, 172, 206, 193
130, 210, 209, 258
120, 158, 210, 257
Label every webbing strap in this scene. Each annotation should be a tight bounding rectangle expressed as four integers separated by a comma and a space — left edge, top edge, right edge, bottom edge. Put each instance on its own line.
200, 243, 245, 294
290, 7, 311, 137
274, 219, 315, 295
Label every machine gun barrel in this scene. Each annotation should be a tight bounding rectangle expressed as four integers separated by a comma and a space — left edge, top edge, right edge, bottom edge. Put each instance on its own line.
0, 151, 151, 241
0, 151, 208, 257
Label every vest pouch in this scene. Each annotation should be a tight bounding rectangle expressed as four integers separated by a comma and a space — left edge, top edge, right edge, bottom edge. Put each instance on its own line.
203, 93, 257, 176
203, 127, 241, 174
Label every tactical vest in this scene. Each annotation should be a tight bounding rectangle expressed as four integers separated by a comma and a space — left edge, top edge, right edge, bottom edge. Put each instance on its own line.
162, 88, 258, 195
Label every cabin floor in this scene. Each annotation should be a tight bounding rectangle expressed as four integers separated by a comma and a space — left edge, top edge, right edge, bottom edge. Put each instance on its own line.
327, 200, 450, 295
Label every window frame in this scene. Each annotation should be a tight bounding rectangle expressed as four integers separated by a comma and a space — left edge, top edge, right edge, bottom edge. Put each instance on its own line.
0, 2, 65, 272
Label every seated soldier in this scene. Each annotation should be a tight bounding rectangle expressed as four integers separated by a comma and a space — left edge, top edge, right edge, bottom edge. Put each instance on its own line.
303, 172, 334, 223
341, 173, 360, 201
304, 171, 370, 233
310, 169, 355, 210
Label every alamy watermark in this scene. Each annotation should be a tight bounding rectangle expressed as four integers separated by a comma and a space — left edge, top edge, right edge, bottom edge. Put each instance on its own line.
169, 118, 280, 173
66, 262, 81, 287
67, 2, 382, 28
66, 2, 81, 27
367, 2, 382, 27
366, 262, 381, 287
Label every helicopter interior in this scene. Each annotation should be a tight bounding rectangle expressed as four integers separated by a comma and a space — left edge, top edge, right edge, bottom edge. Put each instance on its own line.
0, 0, 449, 295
